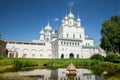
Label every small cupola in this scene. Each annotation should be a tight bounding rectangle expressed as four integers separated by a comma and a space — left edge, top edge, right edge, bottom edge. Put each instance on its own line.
44, 22, 52, 32
68, 12, 74, 19
77, 17, 81, 22
39, 28, 45, 35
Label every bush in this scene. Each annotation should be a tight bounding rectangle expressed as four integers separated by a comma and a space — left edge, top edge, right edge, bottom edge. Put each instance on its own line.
13, 59, 36, 69
90, 54, 104, 61
105, 52, 120, 63
90, 60, 101, 66
0, 55, 3, 59
100, 62, 116, 69
13, 59, 24, 69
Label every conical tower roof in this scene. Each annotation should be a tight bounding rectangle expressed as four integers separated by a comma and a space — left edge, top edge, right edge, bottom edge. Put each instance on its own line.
67, 63, 76, 71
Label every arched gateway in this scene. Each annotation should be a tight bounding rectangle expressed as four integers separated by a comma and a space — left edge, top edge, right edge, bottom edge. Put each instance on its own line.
69, 53, 74, 58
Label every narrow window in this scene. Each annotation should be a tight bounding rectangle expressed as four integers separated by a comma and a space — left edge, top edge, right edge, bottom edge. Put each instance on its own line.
88, 43, 90, 45
80, 35, 81, 38
64, 42, 66, 45
67, 42, 68, 45
72, 42, 74, 45
75, 43, 77, 45
67, 33, 68, 38
73, 34, 75, 38
77, 54, 79, 58
61, 41, 63, 44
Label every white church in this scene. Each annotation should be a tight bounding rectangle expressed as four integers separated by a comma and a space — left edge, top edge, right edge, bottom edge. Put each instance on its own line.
6, 8, 105, 59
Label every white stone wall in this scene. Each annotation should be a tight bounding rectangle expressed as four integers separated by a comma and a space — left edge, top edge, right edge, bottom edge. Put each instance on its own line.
61, 26, 85, 40
83, 39, 94, 46
6, 41, 52, 58
57, 39, 83, 58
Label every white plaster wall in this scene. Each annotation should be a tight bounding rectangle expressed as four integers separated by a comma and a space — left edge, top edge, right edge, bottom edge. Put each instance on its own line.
6, 42, 52, 58
62, 26, 85, 40
83, 39, 94, 46
57, 40, 83, 58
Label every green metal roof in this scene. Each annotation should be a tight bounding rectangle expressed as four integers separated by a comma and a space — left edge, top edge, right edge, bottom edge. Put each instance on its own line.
82, 45, 98, 49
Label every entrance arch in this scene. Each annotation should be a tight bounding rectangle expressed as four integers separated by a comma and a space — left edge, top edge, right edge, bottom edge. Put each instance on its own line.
69, 53, 74, 58
61, 54, 64, 59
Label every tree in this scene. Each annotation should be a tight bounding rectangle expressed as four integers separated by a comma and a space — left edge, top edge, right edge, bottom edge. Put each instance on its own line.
90, 54, 104, 61
105, 52, 120, 63
100, 15, 120, 54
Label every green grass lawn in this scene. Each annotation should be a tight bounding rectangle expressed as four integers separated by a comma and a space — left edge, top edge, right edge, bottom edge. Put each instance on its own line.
0, 58, 120, 72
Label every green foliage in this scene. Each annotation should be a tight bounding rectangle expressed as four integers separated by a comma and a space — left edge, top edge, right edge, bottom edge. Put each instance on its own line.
100, 62, 116, 69
90, 54, 104, 61
100, 15, 120, 53
0, 73, 33, 80
90, 59, 101, 66
13, 59, 36, 69
0, 55, 3, 59
105, 52, 120, 63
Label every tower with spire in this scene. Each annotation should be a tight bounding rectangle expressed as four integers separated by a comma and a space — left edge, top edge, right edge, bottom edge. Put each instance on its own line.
39, 28, 45, 41
44, 21, 52, 42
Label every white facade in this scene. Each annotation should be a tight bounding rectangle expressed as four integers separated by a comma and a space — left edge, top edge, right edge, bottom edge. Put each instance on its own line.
6, 10, 105, 58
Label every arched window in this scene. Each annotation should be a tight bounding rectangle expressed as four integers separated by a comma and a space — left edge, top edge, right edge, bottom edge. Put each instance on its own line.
75, 43, 77, 46
77, 54, 79, 58
64, 42, 66, 45
72, 42, 74, 45
61, 41, 63, 44
22, 53, 27, 58
67, 42, 68, 45
67, 33, 68, 38
80, 35, 81, 38
16, 53, 18, 58
32, 54, 35, 57
73, 34, 75, 38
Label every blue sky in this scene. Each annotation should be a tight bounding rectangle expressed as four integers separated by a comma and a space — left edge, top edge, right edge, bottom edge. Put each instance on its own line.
0, 0, 119, 43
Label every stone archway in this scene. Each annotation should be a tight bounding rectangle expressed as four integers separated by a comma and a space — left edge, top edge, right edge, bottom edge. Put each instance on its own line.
69, 53, 74, 58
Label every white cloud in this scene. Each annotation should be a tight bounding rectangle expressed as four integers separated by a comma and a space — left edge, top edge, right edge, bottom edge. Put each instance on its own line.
54, 18, 59, 21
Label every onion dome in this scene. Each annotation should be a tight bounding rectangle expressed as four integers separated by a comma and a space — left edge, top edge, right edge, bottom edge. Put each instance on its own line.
52, 30, 55, 34
68, 12, 74, 18
77, 16, 81, 22
74, 21, 76, 25
44, 22, 52, 31
39, 28, 45, 34
62, 19, 64, 23
64, 16, 68, 20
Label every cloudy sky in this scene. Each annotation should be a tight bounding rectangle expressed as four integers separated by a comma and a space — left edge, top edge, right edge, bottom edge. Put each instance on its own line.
0, 0, 119, 43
